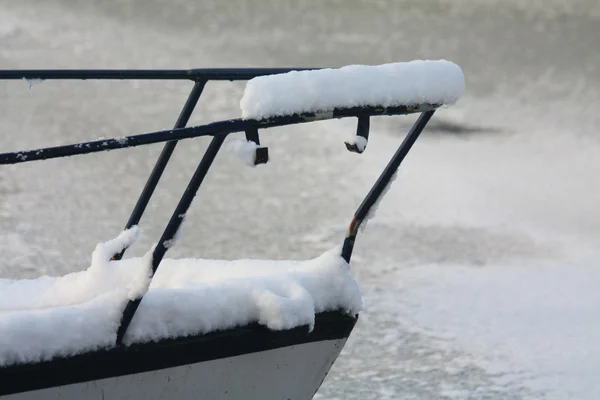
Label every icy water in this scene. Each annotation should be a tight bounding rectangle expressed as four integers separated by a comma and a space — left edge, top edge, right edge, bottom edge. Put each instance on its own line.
1, 0, 600, 399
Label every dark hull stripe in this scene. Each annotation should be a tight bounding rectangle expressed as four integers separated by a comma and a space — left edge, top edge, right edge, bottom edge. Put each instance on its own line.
0, 311, 357, 396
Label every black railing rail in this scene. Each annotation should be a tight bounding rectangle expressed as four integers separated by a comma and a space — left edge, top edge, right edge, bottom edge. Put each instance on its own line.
0, 68, 437, 345
0, 68, 320, 81
0, 105, 437, 165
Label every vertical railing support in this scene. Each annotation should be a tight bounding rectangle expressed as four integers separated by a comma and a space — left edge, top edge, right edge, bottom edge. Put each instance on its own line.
341, 110, 435, 263
113, 79, 207, 261
115, 134, 227, 345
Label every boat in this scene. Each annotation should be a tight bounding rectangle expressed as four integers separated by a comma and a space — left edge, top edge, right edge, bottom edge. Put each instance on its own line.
0, 61, 465, 399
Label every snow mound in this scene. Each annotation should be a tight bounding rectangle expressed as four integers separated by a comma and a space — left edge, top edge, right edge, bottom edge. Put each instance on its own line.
240, 60, 465, 120
0, 230, 362, 366
124, 247, 361, 344
0, 227, 149, 312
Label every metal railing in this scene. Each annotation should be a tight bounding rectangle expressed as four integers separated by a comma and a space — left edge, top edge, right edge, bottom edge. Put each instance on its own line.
0, 69, 437, 344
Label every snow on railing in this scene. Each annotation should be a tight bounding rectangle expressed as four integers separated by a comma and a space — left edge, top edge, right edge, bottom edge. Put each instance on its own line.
240, 60, 464, 120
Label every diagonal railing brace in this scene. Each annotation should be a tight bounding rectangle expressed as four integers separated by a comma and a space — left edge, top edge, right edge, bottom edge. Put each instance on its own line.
341, 110, 435, 263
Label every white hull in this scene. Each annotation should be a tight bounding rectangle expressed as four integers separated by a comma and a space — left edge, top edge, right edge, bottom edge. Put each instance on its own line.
6, 339, 347, 400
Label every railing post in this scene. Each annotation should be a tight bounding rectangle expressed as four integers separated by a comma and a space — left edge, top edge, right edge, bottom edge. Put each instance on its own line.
115, 134, 227, 345
341, 110, 435, 263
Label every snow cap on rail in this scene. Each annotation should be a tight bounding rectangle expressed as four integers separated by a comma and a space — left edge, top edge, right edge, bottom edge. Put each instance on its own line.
239, 60, 465, 120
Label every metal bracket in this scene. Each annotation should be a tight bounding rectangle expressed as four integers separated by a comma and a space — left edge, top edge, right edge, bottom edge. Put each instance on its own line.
345, 115, 370, 154
245, 127, 269, 165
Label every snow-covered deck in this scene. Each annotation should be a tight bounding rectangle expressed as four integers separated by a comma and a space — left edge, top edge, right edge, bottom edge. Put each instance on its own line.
0, 227, 362, 367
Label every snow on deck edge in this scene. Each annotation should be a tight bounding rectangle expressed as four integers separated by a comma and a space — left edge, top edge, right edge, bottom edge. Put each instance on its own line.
240, 60, 465, 120
0, 230, 362, 366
